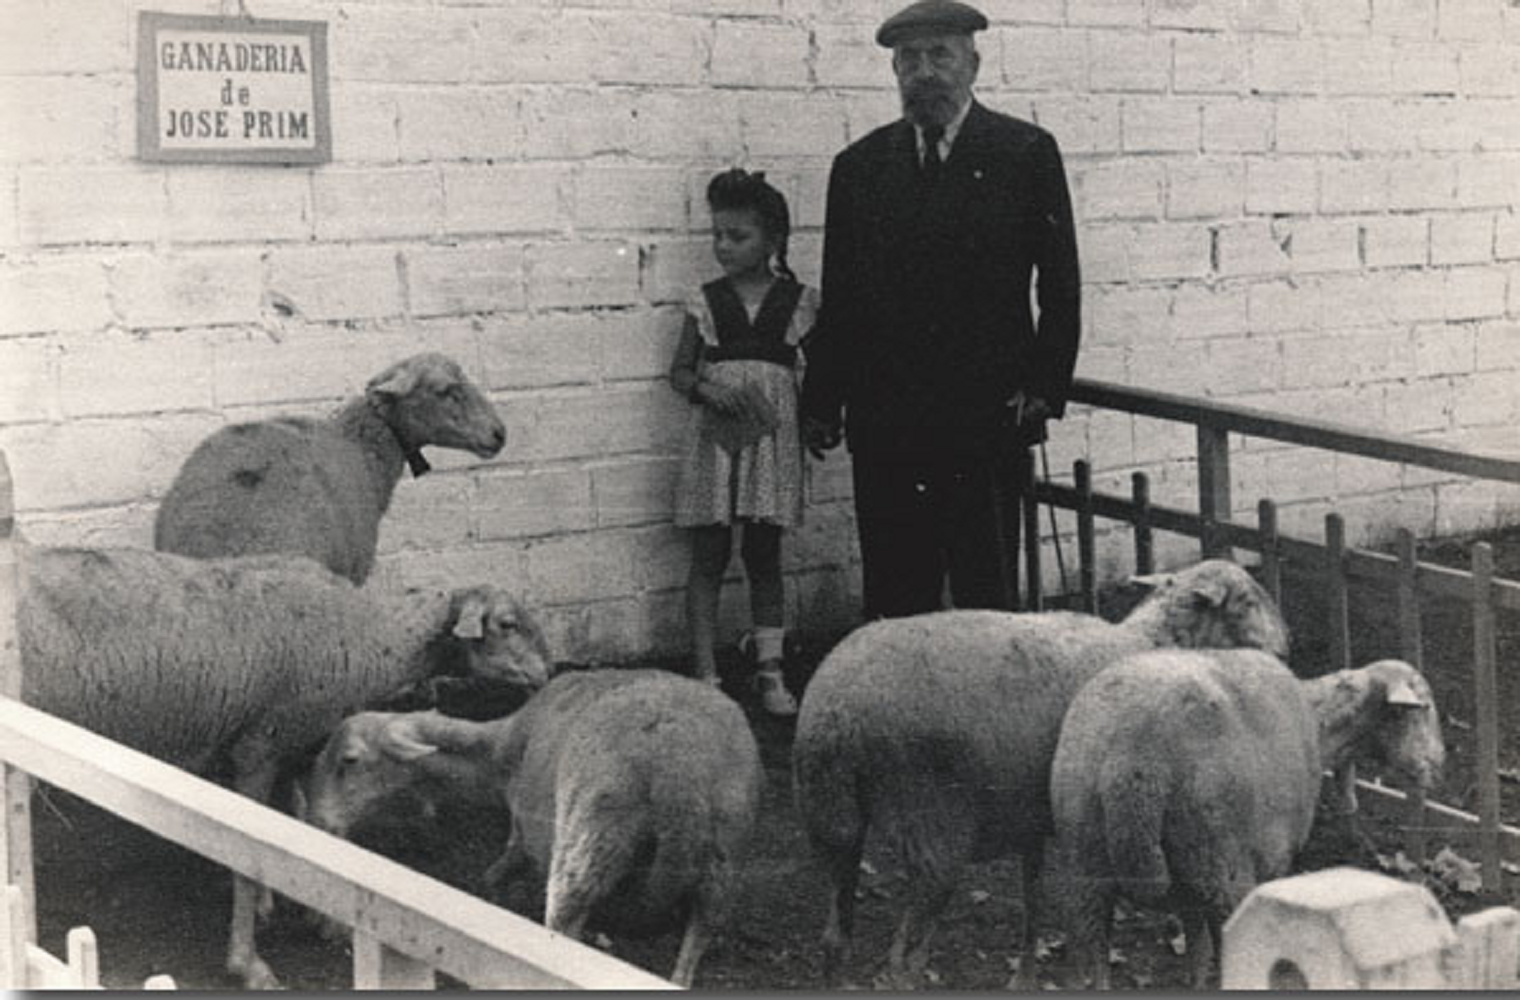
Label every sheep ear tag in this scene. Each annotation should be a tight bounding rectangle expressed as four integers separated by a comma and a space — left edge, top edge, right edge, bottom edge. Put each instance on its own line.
452, 596, 488, 640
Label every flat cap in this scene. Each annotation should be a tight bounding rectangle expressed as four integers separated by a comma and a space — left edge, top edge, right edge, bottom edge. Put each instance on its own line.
876, 0, 989, 47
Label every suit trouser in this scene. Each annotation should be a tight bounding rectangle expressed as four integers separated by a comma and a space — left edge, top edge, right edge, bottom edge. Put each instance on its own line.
851, 447, 1030, 619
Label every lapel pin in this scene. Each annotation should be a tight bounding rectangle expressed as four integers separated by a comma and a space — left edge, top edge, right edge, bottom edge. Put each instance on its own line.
973, 169, 984, 180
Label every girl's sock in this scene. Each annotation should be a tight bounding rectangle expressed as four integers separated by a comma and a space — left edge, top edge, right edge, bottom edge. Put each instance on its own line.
751, 625, 786, 663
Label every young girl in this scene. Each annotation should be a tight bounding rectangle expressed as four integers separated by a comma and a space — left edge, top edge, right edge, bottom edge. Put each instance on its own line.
669, 168, 819, 717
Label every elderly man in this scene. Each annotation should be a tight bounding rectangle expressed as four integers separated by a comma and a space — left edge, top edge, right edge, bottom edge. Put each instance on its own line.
801, 0, 1081, 619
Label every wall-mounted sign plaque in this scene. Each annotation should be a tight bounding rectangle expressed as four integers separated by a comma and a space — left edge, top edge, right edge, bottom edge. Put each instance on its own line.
137, 11, 331, 164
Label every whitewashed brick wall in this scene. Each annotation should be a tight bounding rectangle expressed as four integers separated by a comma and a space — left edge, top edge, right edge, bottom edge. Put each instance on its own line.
3, 0, 1519, 660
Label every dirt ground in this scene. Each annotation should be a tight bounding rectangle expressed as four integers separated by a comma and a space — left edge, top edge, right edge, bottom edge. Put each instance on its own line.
29, 526, 1520, 991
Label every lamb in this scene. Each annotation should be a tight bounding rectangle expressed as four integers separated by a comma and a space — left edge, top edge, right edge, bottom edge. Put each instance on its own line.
1050, 651, 1444, 989
790, 559, 1290, 988
17, 540, 552, 989
154, 352, 506, 584
303, 668, 763, 988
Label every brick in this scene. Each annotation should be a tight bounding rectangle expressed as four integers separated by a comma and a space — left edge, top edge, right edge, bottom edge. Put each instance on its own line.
1090, 32, 1170, 91
1452, 371, 1519, 427
1344, 98, 1414, 151
1068, 0, 1145, 25
475, 466, 595, 540
1381, 268, 1448, 321
789, 167, 830, 229
1303, 0, 1373, 35
1388, 43, 1459, 95
0, 76, 122, 163
738, 92, 849, 157
1245, 159, 1318, 214
526, 241, 639, 309
0, 413, 224, 511
1173, 283, 1249, 338
377, 474, 476, 553
442, 165, 569, 236
1238, 0, 1303, 33
998, 26, 1087, 91
18, 166, 165, 246
478, 311, 600, 389
814, 23, 891, 88
58, 329, 214, 418
1412, 322, 1476, 375
1127, 339, 1210, 395
0, 256, 111, 335
978, 0, 1067, 24
1202, 101, 1272, 152
600, 307, 681, 382
1445, 266, 1507, 320
1333, 453, 1405, 495
1498, 211, 1520, 260
1248, 278, 1322, 331
630, 91, 743, 160
642, 238, 715, 304
1460, 46, 1520, 96
0, 169, 14, 248
1430, 212, 1494, 264
842, 91, 904, 144
1417, 101, 1491, 151
1087, 285, 1171, 346
1281, 327, 1412, 386
1031, 95, 1122, 153
711, 20, 810, 88
1288, 217, 1361, 272
1166, 159, 1245, 218
397, 88, 525, 160
1457, 155, 1520, 207
625, 525, 697, 593
1321, 39, 1393, 94
1174, 35, 1248, 94
1250, 40, 1324, 93
1475, 320, 1520, 370
592, 458, 680, 528
1387, 158, 1457, 210
1122, 99, 1200, 152
332, 6, 480, 83
0, 0, 128, 74
1077, 159, 1165, 219
314, 168, 442, 241
1319, 159, 1389, 212
521, 530, 637, 603
1275, 101, 1346, 152
1371, 0, 1436, 38
1315, 271, 1397, 325
574, 166, 688, 232
1383, 377, 1454, 433
0, 337, 53, 423
112, 250, 264, 329
1077, 224, 1131, 282
18, 504, 159, 551
1216, 220, 1291, 276
264, 246, 401, 322
328, 84, 400, 162
162, 170, 310, 244
407, 245, 526, 317
581, 12, 712, 87
1203, 334, 1282, 395
1362, 215, 1429, 267
1127, 223, 1212, 280
1152, 0, 1234, 30
1438, 0, 1505, 40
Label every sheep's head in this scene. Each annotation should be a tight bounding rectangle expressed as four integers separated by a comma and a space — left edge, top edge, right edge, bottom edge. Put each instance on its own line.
1357, 659, 1445, 791
1132, 559, 1290, 659
303, 711, 446, 838
366, 353, 507, 469
447, 585, 553, 691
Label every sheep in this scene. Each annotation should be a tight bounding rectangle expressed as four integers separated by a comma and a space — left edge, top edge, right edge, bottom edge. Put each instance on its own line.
1050, 651, 1444, 989
16, 540, 552, 989
302, 668, 763, 988
790, 559, 1290, 988
154, 352, 506, 584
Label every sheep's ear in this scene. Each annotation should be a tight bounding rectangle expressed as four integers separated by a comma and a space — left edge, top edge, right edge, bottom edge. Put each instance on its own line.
1128, 571, 1174, 589
452, 592, 489, 640
380, 717, 439, 761
1189, 576, 1230, 608
1385, 678, 1426, 708
366, 363, 420, 402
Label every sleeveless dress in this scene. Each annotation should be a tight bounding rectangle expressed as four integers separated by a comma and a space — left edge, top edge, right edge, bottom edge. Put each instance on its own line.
673, 276, 819, 529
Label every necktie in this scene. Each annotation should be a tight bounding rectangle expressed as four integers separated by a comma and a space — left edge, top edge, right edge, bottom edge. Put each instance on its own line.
922, 124, 944, 184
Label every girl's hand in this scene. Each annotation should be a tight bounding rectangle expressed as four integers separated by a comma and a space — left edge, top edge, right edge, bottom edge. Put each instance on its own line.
695, 380, 744, 415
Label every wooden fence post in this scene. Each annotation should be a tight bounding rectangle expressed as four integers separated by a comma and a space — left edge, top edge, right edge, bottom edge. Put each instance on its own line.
1131, 472, 1152, 576
1257, 499, 1280, 606
1197, 425, 1231, 559
1324, 513, 1358, 811
353, 929, 437, 989
1022, 456, 1042, 612
0, 452, 34, 945
1395, 528, 1428, 865
1075, 461, 1096, 614
1473, 542, 1501, 894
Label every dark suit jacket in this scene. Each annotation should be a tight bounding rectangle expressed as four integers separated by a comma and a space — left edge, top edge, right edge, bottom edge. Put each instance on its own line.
801, 101, 1081, 463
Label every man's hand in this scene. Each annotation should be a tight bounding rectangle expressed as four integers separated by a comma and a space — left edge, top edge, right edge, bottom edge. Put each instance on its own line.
1005, 391, 1051, 428
802, 416, 843, 460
